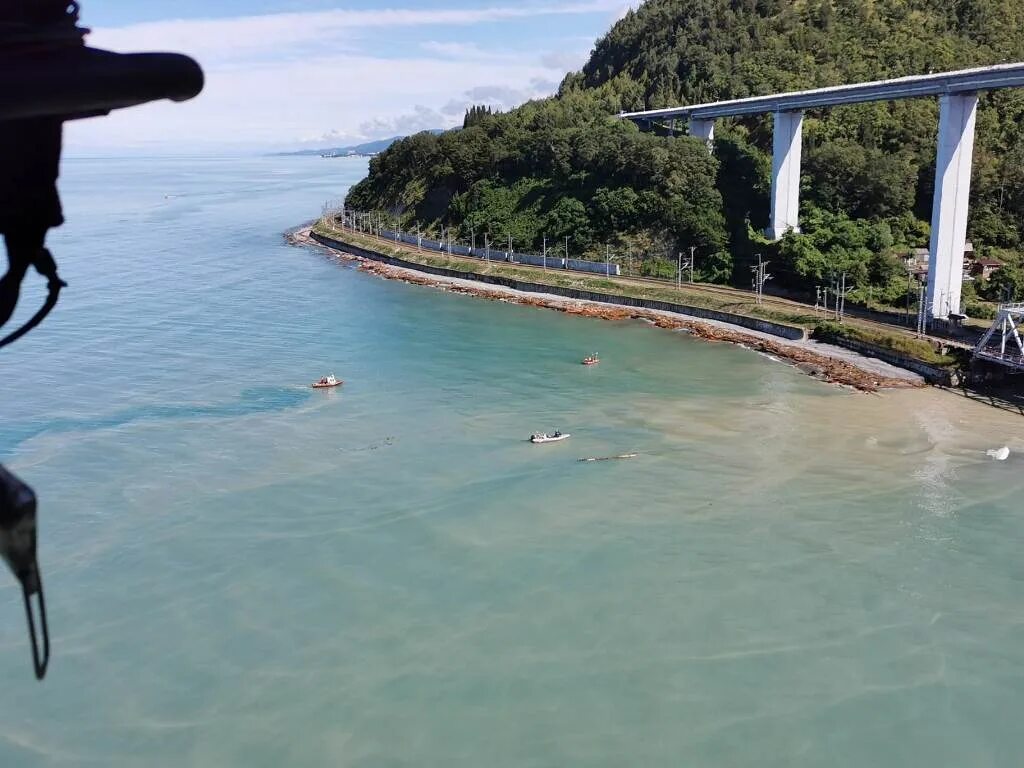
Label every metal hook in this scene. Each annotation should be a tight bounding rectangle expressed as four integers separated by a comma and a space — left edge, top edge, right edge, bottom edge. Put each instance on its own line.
20, 564, 49, 680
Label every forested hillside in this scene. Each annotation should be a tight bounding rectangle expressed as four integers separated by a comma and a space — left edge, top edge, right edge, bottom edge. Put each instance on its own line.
345, 0, 1024, 305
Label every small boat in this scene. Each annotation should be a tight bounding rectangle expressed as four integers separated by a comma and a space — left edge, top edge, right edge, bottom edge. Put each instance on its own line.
582, 354, 600, 366
530, 431, 571, 444
312, 374, 343, 389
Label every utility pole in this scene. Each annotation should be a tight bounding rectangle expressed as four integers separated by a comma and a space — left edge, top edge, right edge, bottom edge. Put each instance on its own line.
416, 223, 421, 251
916, 282, 926, 337
689, 245, 696, 283
750, 254, 770, 305
508, 233, 513, 263
471, 229, 476, 252
565, 236, 569, 269
543, 236, 547, 271
677, 251, 682, 289
906, 269, 912, 324
606, 244, 611, 277
484, 233, 489, 262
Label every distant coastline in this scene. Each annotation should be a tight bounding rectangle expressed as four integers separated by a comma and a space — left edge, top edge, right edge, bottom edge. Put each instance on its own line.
271, 130, 444, 159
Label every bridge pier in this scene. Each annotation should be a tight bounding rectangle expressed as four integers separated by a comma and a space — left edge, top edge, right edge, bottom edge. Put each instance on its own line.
688, 117, 715, 150
927, 93, 978, 320
768, 110, 803, 240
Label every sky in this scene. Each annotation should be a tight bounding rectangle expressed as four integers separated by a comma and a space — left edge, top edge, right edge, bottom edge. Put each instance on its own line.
66, 1, 643, 153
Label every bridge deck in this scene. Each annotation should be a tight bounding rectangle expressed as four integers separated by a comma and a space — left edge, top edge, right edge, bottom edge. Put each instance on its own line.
619, 62, 1024, 121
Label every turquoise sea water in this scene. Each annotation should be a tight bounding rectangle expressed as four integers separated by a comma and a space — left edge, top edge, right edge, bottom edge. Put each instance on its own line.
1, 156, 1023, 767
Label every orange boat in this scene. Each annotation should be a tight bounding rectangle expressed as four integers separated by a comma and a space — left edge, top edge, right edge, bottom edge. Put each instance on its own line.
312, 374, 343, 389
582, 354, 600, 366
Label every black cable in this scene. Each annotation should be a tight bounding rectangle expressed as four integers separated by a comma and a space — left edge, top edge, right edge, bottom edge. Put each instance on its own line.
0, 280, 63, 350
0, 248, 66, 350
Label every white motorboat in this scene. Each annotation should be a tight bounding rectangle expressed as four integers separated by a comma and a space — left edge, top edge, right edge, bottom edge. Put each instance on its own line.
530, 431, 570, 444
312, 374, 343, 389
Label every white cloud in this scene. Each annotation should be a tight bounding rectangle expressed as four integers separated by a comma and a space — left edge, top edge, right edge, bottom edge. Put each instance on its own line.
87, 2, 633, 64
420, 41, 514, 61
541, 49, 590, 71
359, 105, 449, 138
434, 77, 559, 123
612, 0, 646, 21
66, 2, 630, 151
66, 50, 555, 151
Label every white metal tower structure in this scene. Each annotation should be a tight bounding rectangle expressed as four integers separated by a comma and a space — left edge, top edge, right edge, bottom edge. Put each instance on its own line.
973, 303, 1024, 371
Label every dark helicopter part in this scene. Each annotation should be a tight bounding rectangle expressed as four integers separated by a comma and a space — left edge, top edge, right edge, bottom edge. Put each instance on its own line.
0, 48, 204, 122
0, 465, 48, 680
0, 1, 203, 122
0, 0, 204, 350
0, 1, 203, 678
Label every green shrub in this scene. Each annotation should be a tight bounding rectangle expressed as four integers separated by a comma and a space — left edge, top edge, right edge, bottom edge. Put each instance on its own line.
964, 300, 997, 321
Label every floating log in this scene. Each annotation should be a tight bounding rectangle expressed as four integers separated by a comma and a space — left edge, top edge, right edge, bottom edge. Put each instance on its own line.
578, 453, 639, 462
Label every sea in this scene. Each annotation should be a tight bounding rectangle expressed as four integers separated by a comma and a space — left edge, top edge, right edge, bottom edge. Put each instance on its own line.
0, 155, 1022, 767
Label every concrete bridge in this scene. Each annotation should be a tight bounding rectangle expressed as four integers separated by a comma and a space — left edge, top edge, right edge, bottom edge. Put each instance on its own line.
619, 63, 1024, 320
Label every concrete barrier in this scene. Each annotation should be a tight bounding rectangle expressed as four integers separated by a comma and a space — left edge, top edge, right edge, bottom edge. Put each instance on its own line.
817, 334, 957, 385
312, 231, 807, 341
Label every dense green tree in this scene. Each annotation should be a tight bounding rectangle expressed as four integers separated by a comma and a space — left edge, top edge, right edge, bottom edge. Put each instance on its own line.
982, 265, 1024, 302
463, 105, 494, 129
345, 0, 1024, 298
545, 198, 592, 246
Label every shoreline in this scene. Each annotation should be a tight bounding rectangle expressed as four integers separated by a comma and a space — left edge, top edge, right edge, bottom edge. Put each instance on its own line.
290, 228, 924, 393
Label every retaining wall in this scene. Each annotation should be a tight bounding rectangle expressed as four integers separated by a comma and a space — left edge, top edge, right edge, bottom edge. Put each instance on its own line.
312, 230, 807, 341
821, 335, 957, 385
